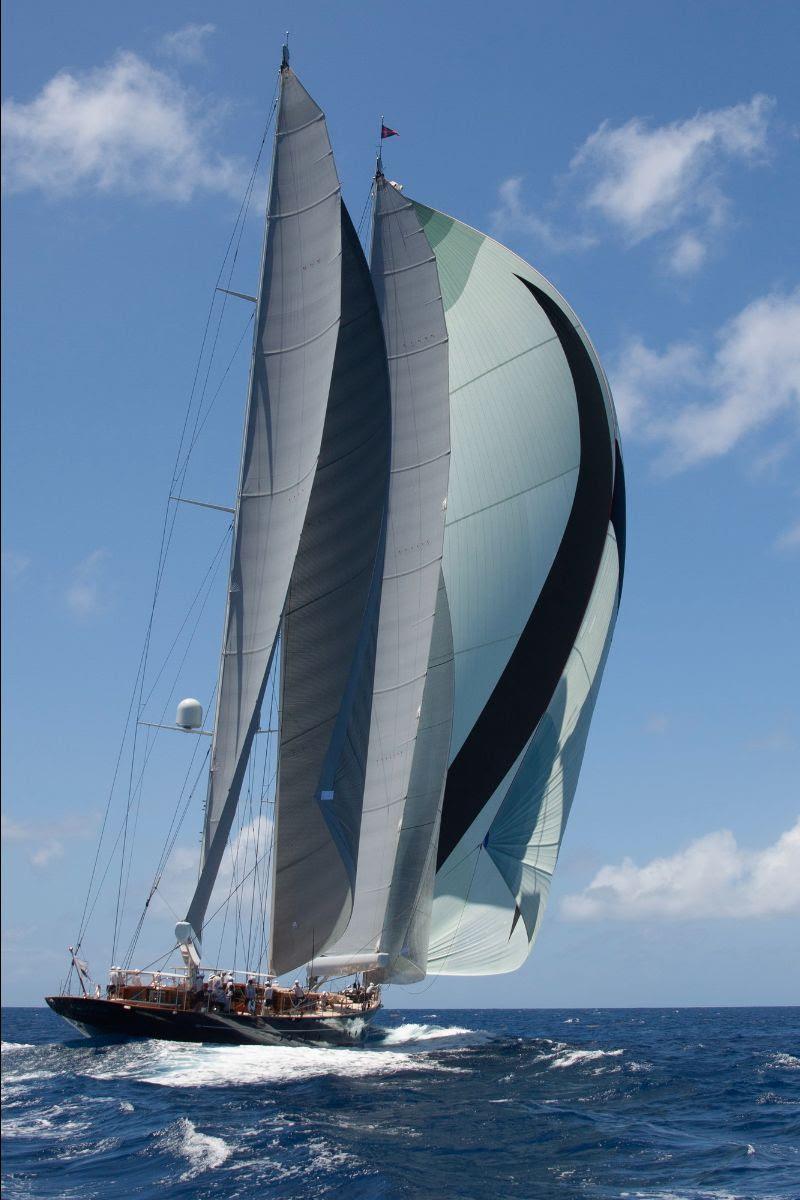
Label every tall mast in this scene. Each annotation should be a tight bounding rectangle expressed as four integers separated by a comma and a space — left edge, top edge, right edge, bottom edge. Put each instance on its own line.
177, 52, 346, 958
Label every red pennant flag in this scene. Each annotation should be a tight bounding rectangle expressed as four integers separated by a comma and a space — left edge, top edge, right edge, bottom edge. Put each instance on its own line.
381, 124, 399, 139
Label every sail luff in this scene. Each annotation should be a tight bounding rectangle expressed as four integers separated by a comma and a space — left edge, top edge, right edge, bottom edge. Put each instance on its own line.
183, 65, 345, 941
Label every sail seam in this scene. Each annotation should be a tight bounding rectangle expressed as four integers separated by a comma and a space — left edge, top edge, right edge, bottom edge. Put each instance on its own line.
240, 461, 318, 500
384, 555, 443, 581
277, 111, 326, 136
390, 449, 450, 475
269, 185, 341, 219
450, 334, 559, 395
380, 256, 437, 278
260, 315, 340, 356
445, 463, 579, 528
387, 338, 448, 361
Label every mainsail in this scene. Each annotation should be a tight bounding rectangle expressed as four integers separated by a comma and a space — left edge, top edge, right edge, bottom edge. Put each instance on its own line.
269, 202, 391, 974
183, 64, 351, 944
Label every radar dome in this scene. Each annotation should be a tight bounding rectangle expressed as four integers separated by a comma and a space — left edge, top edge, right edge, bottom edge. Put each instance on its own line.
176, 698, 203, 730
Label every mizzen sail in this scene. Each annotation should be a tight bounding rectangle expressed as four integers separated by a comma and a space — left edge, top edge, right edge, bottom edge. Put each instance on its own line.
319, 176, 453, 983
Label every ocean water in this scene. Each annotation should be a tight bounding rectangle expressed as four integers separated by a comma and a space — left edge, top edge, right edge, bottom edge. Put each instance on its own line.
2, 1006, 798, 1199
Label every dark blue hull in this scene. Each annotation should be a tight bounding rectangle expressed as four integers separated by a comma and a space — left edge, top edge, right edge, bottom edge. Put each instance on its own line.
45, 995, 378, 1046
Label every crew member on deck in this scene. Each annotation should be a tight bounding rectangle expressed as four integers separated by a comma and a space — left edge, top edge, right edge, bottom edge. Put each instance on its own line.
246, 977, 256, 1014
261, 980, 274, 1014
291, 979, 304, 1007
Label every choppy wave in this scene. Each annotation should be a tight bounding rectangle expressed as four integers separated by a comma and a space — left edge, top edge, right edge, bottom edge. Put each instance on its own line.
767, 1051, 800, 1070
2, 1006, 798, 1200
158, 1117, 231, 1179
375, 1021, 481, 1046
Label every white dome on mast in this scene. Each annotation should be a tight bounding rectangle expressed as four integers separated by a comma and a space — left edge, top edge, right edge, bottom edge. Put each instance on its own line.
175, 698, 203, 730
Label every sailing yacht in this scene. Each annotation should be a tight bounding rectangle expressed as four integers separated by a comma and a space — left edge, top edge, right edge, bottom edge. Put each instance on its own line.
47, 48, 625, 1046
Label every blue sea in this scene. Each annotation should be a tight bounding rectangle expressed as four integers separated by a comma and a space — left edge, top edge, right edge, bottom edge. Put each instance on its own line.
2, 1006, 798, 1199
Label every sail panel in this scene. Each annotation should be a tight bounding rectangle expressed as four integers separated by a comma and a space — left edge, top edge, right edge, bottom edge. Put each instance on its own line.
427, 528, 620, 974
185, 68, 343, 937
269, 203, 391, 975
320, 179, 452, 981
408, 203, 622, 975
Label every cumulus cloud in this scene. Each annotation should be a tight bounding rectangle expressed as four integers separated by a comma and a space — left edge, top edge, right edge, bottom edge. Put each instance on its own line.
66, 549, 108, 618
158, 23, 216, 64
611, 288, 800, 471
2, 50, 243, 200
492, 95, 774, 272
156, 813, 273, 924
562, 818, 800, 920
571, 94, 773, 271
2, 812, 97, 869
490, 176, 596, 252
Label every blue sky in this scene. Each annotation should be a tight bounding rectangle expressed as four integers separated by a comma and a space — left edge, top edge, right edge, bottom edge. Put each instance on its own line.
2, 1, 799, 1008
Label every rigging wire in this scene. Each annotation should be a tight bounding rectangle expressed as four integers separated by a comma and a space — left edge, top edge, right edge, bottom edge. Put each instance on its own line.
81, 523, 230, 947
356, 177, 376, 255
78, 83, 279, 964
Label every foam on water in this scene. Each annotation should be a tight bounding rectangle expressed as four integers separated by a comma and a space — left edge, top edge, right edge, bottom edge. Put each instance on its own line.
768, 1052, 800, 1070
375, 1021, 480, 1046
159, 1117, 231, 1180
75, 1021, 480, 1089
532, 1038, 626, 1070
92, 1039, 436, 1088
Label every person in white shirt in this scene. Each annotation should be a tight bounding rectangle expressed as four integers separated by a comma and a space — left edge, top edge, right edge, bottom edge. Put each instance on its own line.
291, 979, 304, 1006
245, 977, 257, 1014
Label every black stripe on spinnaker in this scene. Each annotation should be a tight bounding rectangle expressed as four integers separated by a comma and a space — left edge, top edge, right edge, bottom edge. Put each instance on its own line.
611, 439, 626, 598
436, 277, 614, 870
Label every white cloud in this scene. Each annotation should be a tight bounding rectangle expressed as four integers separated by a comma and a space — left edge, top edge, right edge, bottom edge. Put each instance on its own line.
562, 818, 800, 921
2, 50, 243, 201
66, 548, 108, 617
668, 231, 707, 276
491, 96, 773, 271
490, 176, 596, 252
1, 550, 31, 582
570, 94, 773, 271
611, 288, 800, 471
158, 23, 216, 64
155, 813, 273, 924
774, 519, 800, 552
2, 812, 97, 870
